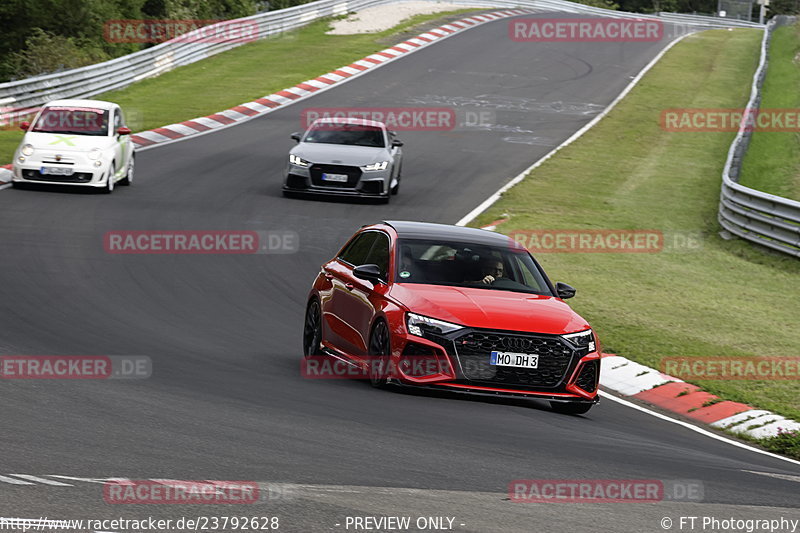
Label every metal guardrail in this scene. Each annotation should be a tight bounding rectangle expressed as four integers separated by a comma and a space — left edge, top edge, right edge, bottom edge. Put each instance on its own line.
0, 0, 764, 118
0, 0, 411, 114
656, 11, 764, 28
718, 19, 800, 257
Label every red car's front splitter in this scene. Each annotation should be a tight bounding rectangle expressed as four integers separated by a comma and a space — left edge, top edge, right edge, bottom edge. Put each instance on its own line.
390, 380, 600, 404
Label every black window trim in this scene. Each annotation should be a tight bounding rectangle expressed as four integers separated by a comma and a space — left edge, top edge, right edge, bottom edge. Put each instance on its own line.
337, 229, 392, 284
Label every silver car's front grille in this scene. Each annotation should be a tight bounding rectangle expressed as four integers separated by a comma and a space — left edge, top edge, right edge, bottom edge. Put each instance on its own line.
309, 164, 361, 188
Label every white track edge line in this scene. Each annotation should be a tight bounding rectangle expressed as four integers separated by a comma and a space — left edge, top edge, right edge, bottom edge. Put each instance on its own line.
600, 391, 800, 467
454, 30, 694, 227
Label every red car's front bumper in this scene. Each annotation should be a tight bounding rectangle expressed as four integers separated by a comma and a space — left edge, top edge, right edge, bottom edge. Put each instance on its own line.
386, 331, 601, 402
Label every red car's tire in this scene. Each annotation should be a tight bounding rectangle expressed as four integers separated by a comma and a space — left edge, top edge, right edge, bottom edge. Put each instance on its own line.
303, 299, 323, 358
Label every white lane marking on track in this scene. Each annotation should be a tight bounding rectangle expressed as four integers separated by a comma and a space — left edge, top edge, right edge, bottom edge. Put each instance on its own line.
49, 475, 122, 484
0, 475, 35, 485
743, 470, 800, 483
8, 475, 72, 486
600, 392, 800, 467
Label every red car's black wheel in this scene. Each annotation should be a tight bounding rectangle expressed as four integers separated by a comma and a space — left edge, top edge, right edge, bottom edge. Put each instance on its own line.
303, 300, 323, 358
368, 320, 391, 388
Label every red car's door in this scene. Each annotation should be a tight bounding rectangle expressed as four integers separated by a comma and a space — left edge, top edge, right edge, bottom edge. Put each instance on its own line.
320, 231, 379, 356
342, 232, 391, 360
322, 231, 392, 359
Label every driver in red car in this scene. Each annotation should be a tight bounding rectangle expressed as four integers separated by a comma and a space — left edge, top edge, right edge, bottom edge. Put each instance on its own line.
471, 257, 505, 285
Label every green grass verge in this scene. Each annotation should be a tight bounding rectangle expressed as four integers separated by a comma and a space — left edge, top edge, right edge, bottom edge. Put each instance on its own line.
739, 23, 800, 201
469, 29, 800, 424
739, 429, 800, 460
0, 9, 481, 164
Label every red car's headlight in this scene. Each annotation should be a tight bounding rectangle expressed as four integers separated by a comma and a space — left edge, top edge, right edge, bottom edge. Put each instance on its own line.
562, 329, 596, 353
406, 312, 465, 337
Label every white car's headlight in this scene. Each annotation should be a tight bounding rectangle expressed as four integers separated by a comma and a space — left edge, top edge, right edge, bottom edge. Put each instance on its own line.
88, 148, 103, 161
406, 312, 464, 337
21, 144, 34, 156
562, 329, 596, 353
289, 154, 310, 167
363, 161, 389, 171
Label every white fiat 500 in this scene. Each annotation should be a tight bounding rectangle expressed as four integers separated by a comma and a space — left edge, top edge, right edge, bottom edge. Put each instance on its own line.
12, 99, 134, 193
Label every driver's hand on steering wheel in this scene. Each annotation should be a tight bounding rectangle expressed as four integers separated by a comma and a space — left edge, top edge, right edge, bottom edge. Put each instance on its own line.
481, 275, 495, 284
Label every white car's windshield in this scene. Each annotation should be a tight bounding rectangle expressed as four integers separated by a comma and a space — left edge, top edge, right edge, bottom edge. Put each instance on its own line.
395, 238, 554, 295
303, 123, 385, 147
32, 107, 109, 136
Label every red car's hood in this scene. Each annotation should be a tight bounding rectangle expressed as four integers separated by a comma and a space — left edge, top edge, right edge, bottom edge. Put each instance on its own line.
390, 283, 589, 335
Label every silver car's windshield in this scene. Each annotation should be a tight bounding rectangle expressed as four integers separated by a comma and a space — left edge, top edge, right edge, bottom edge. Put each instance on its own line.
303, 123, 385, 147
395, 238, 554, 295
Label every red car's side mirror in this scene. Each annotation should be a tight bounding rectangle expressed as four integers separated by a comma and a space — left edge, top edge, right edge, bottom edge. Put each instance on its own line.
20, 121, 30, 132
117, 126, 131, 135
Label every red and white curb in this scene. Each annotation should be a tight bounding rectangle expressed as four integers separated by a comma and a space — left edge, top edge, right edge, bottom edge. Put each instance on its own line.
599, 354, 800, 438
129, 9, 529, 149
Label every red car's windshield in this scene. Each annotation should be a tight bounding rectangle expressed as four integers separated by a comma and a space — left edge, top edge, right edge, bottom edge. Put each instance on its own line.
32, 106, 109, 136
395, 238, 553, 295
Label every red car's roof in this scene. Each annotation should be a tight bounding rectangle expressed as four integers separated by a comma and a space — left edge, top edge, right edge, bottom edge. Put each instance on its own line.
379, 220, 520, 248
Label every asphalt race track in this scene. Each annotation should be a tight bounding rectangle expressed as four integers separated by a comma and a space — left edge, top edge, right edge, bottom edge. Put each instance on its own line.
1, 13, 798, 533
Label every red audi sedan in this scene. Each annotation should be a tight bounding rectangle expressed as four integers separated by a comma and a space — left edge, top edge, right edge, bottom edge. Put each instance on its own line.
303, 221, 601, 414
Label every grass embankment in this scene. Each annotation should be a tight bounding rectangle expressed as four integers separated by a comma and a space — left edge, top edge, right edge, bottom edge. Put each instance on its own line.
0, 9, 481, 162
469, 29, 800, 431
740, 23, 800, 201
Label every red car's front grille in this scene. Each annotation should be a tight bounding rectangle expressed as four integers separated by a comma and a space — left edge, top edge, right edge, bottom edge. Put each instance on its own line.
452, 331, 575, 388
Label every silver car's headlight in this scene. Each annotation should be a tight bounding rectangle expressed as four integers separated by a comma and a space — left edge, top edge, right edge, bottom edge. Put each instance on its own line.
562, 329, 596, 353
21, 144, 34, 156
406, 312, 464, 337
88, 148, 102, 161
363, 161, 389, 171
289, 154, 310, 167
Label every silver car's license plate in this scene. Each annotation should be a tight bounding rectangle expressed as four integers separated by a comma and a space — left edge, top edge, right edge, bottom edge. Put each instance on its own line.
40, 166, 74, 176
321, 173, 348, 183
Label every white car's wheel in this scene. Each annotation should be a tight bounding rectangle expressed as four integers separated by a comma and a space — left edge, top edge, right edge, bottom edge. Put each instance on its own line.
120, 155, 134, 186
103, 163, 115, 194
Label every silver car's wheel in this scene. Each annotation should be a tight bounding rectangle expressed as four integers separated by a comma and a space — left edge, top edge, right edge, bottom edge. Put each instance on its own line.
390, 164, 401, 195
